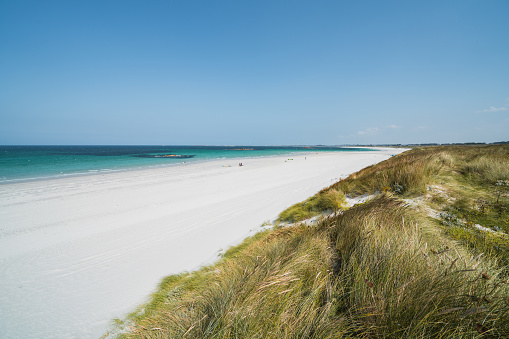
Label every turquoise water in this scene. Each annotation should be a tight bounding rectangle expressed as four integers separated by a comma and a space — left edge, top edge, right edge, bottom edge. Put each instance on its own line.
0, 145, 374, 184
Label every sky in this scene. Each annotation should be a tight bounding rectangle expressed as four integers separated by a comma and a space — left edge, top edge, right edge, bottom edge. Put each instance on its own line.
0, 0, 508, 145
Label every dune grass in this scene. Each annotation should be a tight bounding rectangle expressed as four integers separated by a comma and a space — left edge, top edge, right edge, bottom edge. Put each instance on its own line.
324, 196, 509, 338
278, 188, 346, 223
111, 145, 509, 338
118, 195, 509, 338
278, 147, 454, 223
331, 148, 455, 197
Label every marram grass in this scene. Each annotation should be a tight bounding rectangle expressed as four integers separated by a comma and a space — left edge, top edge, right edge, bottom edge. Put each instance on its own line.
278, 188, 346, 223
117, 196, 509, 338
111, 145, 509, 338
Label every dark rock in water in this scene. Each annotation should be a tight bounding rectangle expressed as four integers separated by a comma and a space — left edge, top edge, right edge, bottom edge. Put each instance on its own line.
133, 154, 195, 159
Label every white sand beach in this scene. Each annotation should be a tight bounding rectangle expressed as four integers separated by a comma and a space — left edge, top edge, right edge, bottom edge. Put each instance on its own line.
0, 149, 405, 338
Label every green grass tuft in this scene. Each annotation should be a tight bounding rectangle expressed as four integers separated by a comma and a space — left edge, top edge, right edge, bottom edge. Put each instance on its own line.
278, 188, 346, 223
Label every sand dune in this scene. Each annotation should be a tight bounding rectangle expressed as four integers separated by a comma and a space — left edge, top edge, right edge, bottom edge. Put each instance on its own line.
0, 149, 404, 338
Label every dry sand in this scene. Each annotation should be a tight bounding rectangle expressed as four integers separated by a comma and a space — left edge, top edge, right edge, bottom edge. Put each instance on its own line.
0, 148, 404, 338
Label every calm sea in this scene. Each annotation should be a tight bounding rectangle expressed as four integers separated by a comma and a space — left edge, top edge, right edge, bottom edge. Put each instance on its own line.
0, 145, 373, 184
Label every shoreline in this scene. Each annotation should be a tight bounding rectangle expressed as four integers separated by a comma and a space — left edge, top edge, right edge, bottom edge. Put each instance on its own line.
0, 148, 406, 338
0, 147, 377, 186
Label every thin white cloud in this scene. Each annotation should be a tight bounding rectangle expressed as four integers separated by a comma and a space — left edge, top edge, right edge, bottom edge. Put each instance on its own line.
357, 127, 379, 136
357, 124, 401, 136
476, 106, 508, 113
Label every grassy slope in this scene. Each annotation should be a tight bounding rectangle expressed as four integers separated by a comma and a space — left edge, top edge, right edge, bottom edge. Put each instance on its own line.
111, 146, 509, 338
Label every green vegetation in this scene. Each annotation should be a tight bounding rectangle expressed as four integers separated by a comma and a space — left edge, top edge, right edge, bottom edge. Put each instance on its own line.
331, 148, 447, 197
110, 145, 509, 338
278, 188, 346, 223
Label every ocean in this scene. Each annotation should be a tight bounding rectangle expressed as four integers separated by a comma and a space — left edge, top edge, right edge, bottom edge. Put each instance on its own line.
0, 145, 374, 184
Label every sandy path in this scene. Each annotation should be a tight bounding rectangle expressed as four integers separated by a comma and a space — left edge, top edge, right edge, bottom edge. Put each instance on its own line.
0, 149, 403, 338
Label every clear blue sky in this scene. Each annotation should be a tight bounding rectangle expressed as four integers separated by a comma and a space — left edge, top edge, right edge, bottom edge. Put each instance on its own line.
1, 0, 508, 145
